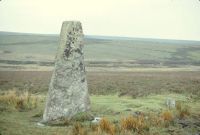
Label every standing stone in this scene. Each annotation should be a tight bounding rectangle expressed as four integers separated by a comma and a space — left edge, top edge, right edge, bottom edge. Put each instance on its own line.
42, 21, 90, 123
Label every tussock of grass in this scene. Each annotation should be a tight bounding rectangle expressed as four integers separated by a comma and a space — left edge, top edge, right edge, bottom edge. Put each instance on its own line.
98, 118, 115, 135
160, 110, 174, 127
70, 122, 87, 135
161, 110, 173, 122
0, 89, 38, 111
176, 102, 191, 119
120, 115, 149, 133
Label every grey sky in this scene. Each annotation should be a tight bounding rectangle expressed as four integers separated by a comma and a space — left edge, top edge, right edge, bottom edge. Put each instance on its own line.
0, 0, 200, 40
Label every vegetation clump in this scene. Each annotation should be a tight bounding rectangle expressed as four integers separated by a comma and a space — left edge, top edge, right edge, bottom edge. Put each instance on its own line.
161, 110, 173, 122
71, 122, 88, 135
98, 118, 115, 135
0, 90, 38, 111
120, 115, 149, 134
71, 112, 94, 122
176, 102, 190, 119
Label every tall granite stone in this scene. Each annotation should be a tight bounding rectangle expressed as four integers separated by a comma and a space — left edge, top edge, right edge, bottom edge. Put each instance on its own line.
42, 21, 90, 123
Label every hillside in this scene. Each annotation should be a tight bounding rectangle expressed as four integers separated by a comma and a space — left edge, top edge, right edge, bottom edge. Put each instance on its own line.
0, 31, 200, 70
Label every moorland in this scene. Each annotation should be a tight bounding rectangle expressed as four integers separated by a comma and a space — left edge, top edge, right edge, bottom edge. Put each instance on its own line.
0, 32, 200, 135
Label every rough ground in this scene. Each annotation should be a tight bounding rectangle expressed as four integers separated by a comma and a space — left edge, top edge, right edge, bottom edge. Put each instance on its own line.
0, 71, 200, 97
0, 71, 200, 135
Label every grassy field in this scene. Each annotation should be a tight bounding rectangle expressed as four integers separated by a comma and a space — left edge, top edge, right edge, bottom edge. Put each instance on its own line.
0, 71, 200, 135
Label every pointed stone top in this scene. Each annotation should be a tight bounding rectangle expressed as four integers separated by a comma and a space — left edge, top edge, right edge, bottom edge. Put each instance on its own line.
62, 21, 82, 25
63, 20, 81, 23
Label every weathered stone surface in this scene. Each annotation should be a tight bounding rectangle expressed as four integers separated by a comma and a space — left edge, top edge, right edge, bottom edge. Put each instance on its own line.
42, 21, 90, 123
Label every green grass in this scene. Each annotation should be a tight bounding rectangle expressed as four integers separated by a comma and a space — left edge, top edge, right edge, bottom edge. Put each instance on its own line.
91, 94, 191, 118
0, 93, 200, 135
189, 51, 200, 61
84, 41, 177, 61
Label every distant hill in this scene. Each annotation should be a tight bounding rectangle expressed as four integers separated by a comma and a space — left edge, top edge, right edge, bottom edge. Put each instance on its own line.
1, 31, 200, 45
0, 31, 200, 68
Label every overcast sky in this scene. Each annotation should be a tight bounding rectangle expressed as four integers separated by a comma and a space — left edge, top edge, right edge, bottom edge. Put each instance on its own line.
0, 0, 200, 40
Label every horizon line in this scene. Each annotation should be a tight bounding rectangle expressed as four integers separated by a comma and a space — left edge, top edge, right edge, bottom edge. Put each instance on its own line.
1, 31, 200, 42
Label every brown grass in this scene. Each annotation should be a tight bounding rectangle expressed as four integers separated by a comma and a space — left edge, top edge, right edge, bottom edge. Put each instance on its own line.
161, 110, 173, 122
148, 113, 162, 126
71, 122, 87, 135
160, 110, 175, 127
89, 123, 98, 132
120, 115, 136, 131
0, 89, 38, 111
120, 115, 148, 133
98, 118, 116, 135
1, 71, 200, 98
69, 109, 194, 135
176, 102, 190, 119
